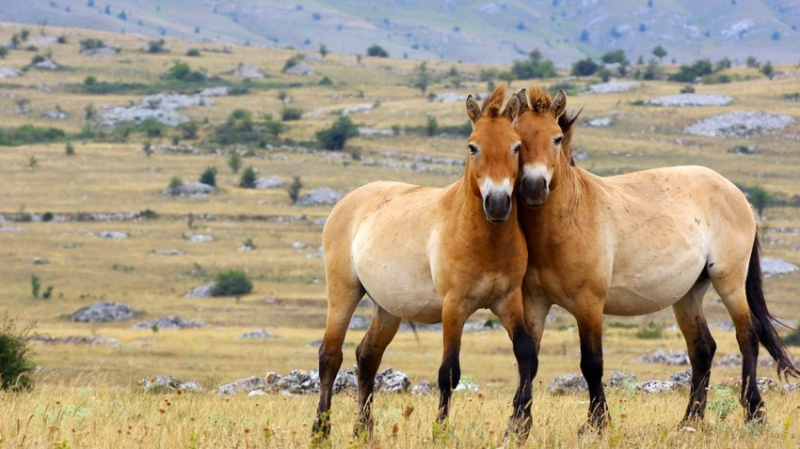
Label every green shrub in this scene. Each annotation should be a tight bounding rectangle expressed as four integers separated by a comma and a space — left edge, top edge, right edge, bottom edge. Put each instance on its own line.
668, 59, 714, 82
425, 115, 438, 136
708, 387, 736, 421
168, 176, 183, 191
178, 120, 199, 139
30, 54, 45, 65
239, 166, 257, 188
319, 76, 333, 86
316, 116, 359, 150
228, 153, 241, 173
140, 208, 159, 219
65, 141, 75, 156
680, 85, 695, 94
31, 274, 40, 299
164, 60, 206, 82
282, 55, 302, 72
84, 75, 97, 86
288, 176, 303, 203
511, 49, 558, 79
199, 166, 217, 187
211, 270, 253, 296
146, 39, 167, 54
79, 38, 105, 52
635, 321, 664, 339
0, 125, 66, 146
281, 108, 302, 121
186, 49, 201, 57
0, 47, 8, 59
785, 326, 800, 346
607, 321, 638, 329
56, 36, 67, 44
42, 212, 54, 222
570, 57, 598, 76
0, 315, 35, 391
366, 44, 389, 57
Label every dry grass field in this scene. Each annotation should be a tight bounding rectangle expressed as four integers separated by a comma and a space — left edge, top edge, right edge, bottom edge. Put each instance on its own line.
0, 23, 799, 447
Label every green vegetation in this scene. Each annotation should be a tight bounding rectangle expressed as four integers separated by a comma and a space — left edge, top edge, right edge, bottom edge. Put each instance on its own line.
785, 325, 800, 346
65, 141, 75, 156
146, 39, 167, 54
0, 125, 66, 146
213, 109, 285, 146
412, 62, 431, 95
227, 153, 242, 173
281, 108, 303, 121
316, 116, 359, 150
366, 44, 389, 58
668, 59, 714, 82
571, 57, 598, 77
0, 316, 35, 391
239, 166, 257, 188
164, 60, 207, 82
748, 185, 772, 217
510, 49, 557, 79
79, 38, 105, 52
635, 321, 664, 339
199, 167, 217, 187
31, 274, 41, 299
211, 270, 253, 297
186, 48, 201, 57
287, 176, 303, 204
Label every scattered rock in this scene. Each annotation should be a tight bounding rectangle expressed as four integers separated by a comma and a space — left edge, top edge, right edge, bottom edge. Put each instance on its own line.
255, 176, 285, 189
341, 103, 373, 115
375, 368, 411, 392
637, 380, 679, 394
0, 67, 21, 78
81, 47, 118, 57
140, 375, 203, 392
348, 315, 371, 330
238, 329, 275, 340
0, 226, 22, 233
141, 93, 213, 110
165, 181, 215, 197
184, 283, 216, 298
307, 246, 324, 259
712, 320, 736, 331
455, 380, 479, 393
291, 241, 307, 250
761, 258, 799, 276
153, 249, 184, 256
646, 94, 733, 107
549, 373, 588, 394
186, 234, 213, 243
608, 371, 638, 388
669, 370, 692, 386
639, 350, 690, 365
684, 112, 796, 138
784, 383, 800, 392
98, 231, 128, 240
70, 302, 138, 322
295, 188, 344, 207
313, 217, 328, 226
31, 334, 120, 346
435, 92, 470, 103
248, 389, 267, 396
285, 62, 315, 76
199, 87, 228, 97
29, 257, 50, 265
267, 370, 320, 395
233, 64, 266, 79
100, 92, 215, 128
588, 81, 640, 94
218, 376, 269, 395
132, 316, 205, 330
411, 380, 434, 395
757, 377, 778, 392
358, 127, 394, 136
587, 117, 612, 128
33, 60, 59, 70
41, 109, 67, 120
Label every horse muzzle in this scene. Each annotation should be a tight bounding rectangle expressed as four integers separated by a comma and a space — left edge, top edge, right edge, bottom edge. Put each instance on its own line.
483, 192, 512, 224
519, 174, 549, 209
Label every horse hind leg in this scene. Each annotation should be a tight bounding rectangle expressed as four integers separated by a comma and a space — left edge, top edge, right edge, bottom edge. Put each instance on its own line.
573, 301, 609, 432
354, 305, 401, 438
672, 280, 716, 423
313, 273, 365, 439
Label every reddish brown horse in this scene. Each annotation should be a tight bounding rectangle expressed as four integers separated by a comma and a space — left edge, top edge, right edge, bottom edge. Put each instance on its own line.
513, 86, 799, 430
313, 86, 535, 439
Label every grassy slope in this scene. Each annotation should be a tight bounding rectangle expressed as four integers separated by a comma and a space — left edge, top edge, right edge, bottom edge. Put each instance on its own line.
0, 23, 799, 447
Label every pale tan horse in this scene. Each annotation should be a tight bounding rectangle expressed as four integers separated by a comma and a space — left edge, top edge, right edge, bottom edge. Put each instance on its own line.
512, 86, 799, 430
313, 86, 536, 439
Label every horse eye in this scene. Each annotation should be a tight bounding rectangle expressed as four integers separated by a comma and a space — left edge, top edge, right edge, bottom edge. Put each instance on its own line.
512, 143, 521, 155
468, 143, 479, 156
554, 136, 563, 146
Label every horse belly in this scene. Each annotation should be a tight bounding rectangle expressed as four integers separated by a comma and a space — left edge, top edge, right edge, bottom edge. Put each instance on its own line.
352, 231, 442, 324
604, 254, 706, 316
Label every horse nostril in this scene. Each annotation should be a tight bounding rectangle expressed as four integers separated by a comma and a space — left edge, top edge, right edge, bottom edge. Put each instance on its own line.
505, 195, 511, 210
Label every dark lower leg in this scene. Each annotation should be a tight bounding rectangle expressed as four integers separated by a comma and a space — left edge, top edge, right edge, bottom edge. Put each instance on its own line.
738, 323, 765, 422
684, 324, 716, 421
577, 315, 608, 429
313, 340, 344, 437
354, 309, 400, 436
437, 348, 461, 424
509, 326, 536, 436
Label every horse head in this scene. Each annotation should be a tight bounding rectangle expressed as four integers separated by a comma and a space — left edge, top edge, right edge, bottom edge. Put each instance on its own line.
464, 85, 523, 224
512, 87, 576, 208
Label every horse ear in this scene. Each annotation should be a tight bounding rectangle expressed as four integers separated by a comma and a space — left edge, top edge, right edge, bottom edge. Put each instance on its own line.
514, 88, 530, 114
550, 89, 567, 119
503, 94, 520, 122
466, 95, 482, 124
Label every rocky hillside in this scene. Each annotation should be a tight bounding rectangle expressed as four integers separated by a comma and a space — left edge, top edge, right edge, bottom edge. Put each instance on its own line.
2, 0, 799, 65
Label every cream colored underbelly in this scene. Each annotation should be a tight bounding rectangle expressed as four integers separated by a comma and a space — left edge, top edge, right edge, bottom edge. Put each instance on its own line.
604, 259, 706, 316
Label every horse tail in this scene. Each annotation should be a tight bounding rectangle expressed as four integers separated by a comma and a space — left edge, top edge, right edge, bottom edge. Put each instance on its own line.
746, 234, 800, 380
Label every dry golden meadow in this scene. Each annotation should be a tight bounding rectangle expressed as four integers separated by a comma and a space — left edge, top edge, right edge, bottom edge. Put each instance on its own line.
0, 24, 799, 447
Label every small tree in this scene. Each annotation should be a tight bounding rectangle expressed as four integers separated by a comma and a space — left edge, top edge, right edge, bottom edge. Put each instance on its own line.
239, 166, 257, 188
0, 47, 8, 59
366, 44, 389, 57
761, 61, 774, 80
749, 185, 771, 218
425, 115, 438, 137
319, 44, 328, 58
652, 45, 667, 62
65, 141, 75, 156
20, 29, 30, 41
0, 315, 35, 391
570, 57, 598, 76
146, 39, 166, 53
746, 56, 759, 68
143, 140, 153, 157
199, 166, 217, 187
84, 103, 96, 121
228, 153, 242, 173
288, 176, 303, 203
178, 120, 198, 139
412, 62, 430, 95
30, 274, 40, 299
211, 270, 253, 297
168, 176, 184, 193
316, 116, 359, 150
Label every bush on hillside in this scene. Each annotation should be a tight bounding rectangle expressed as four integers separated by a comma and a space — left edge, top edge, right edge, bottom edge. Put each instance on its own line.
211, 270, 253, 297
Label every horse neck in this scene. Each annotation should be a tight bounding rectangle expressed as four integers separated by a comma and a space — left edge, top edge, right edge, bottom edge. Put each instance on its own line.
525, 157, 591, 229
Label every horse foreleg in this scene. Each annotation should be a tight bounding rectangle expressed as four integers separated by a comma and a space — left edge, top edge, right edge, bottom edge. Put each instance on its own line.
493, 290, 537, 440
673, 283, 715, 423
354, 305, 401, 438
436, 298, 470, 425
313, 279, 364, 439
575, 306, 609, 432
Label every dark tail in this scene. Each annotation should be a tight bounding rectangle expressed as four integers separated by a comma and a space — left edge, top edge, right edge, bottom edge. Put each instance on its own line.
746, 235, 800, 380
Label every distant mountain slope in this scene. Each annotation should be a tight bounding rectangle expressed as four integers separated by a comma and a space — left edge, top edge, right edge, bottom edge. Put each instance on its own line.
2, 0, 798, 64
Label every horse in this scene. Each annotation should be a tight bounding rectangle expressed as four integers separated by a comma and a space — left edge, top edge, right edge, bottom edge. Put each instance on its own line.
312, 86, 536, 440
511, 86, 799, 430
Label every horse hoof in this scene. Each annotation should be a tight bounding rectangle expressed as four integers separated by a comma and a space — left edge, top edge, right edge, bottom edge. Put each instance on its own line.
747, 408, 767, 425
504, 416, 532, 444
